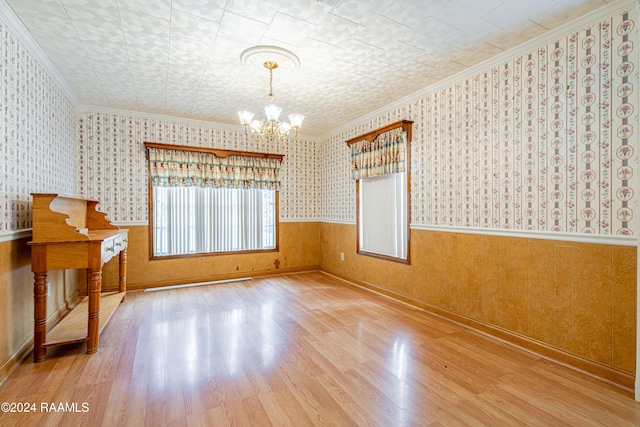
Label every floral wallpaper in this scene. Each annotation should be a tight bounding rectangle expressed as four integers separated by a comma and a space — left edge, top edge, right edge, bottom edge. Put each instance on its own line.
76, 112, 320, 223
321, 7, 639, 236
0, 21, 76, 234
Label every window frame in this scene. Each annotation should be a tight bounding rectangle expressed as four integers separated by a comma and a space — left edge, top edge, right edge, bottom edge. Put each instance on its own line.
144, 142, 283, 260
347, 121, 412, 265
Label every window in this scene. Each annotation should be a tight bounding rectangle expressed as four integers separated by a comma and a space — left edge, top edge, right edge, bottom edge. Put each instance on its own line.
152, 186, 277, 257
358, 172, 408, 260
347, 121, 412, 264
145, 142, 282, 259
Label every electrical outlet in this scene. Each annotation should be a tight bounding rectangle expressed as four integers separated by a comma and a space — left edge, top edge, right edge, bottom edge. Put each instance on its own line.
46, 282, 51, 297
340, 252, 344, 261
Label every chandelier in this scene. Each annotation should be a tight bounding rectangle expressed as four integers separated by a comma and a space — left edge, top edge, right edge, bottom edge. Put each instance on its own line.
238, 60, 304, 142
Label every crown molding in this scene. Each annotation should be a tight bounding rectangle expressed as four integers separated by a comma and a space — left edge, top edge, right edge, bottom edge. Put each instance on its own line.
0, 0, 80, 106
321, 0, 636, 141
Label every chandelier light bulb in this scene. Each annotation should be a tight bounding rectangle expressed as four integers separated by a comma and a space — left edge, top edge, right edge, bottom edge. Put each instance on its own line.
264, 104, 282, 121
250, 120, 262, 134
238, 110, 255, 126
278, 121, 291, 135
288, 113, 305, 129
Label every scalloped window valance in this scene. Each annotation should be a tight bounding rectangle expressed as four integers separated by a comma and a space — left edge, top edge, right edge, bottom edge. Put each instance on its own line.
346, 120, 413, 180
144, 142, 284, 190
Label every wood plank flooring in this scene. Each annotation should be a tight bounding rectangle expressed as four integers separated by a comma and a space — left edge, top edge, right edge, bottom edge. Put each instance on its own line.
1, 271, 639, 426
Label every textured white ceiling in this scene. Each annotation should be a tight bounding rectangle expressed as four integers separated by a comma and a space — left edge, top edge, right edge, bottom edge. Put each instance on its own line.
6, 0, 614, 136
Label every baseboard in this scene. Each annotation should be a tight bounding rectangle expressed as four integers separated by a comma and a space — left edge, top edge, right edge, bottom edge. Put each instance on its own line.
320, 268, 635, 394
129, 265, 322, 291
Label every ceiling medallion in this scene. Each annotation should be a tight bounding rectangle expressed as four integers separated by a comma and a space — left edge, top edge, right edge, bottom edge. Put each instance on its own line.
240, 45, 300, 74
238, 46, 304, 142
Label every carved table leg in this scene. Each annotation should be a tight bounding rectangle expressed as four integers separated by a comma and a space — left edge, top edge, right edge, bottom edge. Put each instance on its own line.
33, 270, 48, 362
119, 247, 127, 301
87, 267, 102, 354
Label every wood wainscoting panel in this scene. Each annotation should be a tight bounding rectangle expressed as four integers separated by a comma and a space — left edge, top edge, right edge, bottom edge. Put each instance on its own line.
0, 237, 32, 380
425, 231, 455, 311
497, 236, 529, 335
613, 245, 637, 373
554, 242, 575, 353
572, 243, 613, 366
470, 234, 501, 325
527, 238, 558, 345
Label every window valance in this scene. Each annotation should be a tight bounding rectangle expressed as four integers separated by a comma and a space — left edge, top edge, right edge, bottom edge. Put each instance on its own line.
346, 120, 413, 180
144, 142, 284, 190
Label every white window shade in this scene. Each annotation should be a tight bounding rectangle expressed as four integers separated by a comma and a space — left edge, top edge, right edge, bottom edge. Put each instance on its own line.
153, 187, 276, 257
359, 172, 408, 260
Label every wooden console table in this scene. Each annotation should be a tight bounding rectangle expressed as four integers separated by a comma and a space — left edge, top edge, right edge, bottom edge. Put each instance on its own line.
28, 193, 128, 362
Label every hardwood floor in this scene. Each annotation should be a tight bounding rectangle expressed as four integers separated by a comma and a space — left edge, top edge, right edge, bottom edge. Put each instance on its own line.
1, 271, 639, 426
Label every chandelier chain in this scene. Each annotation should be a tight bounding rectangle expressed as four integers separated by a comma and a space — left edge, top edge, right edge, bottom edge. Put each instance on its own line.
266, 61, 276, 102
